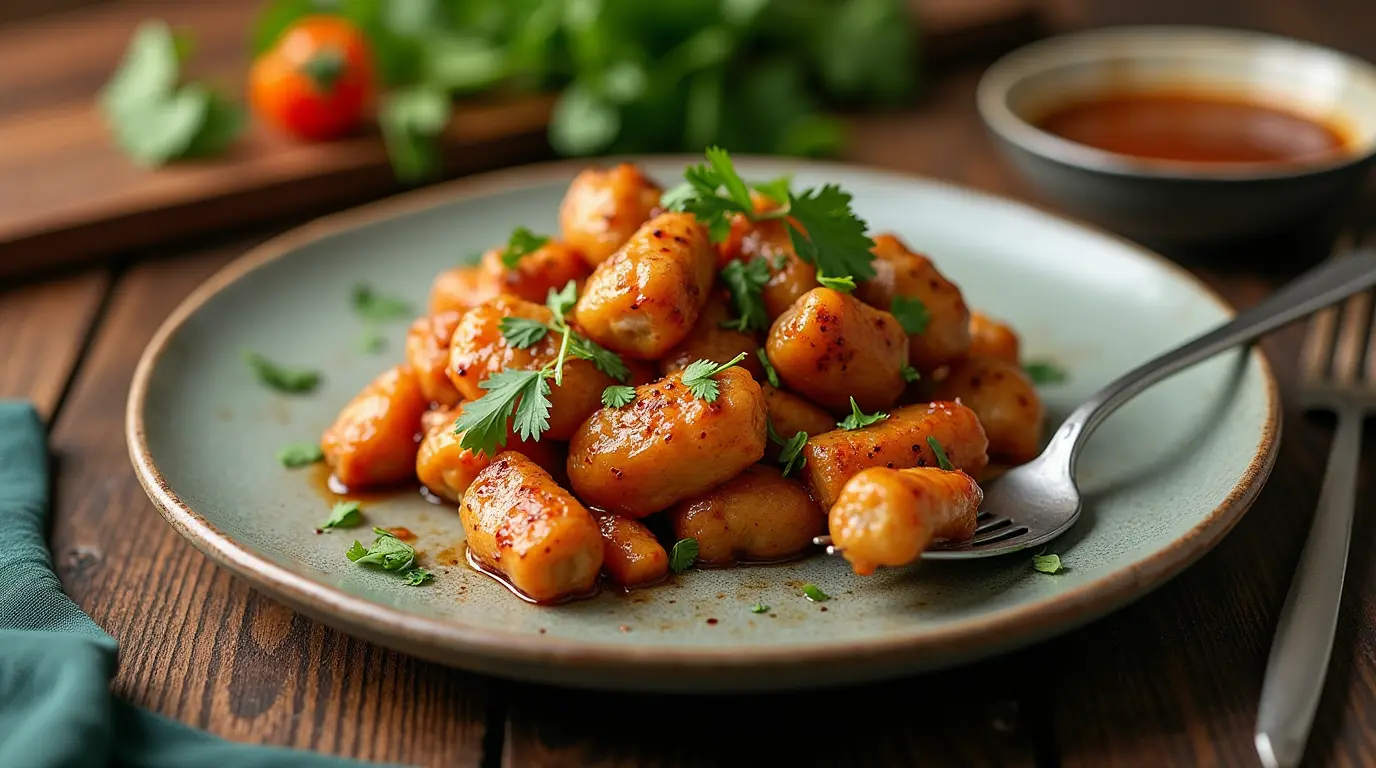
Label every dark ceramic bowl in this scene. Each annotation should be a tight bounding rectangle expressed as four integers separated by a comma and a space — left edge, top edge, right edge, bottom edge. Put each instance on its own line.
977, 26, 1376, 250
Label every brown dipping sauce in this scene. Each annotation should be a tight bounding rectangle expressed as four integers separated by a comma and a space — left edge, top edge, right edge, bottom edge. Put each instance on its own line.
1036, 91, 1349, 166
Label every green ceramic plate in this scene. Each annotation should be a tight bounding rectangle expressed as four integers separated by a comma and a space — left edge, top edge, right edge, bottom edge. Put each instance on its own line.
128, 157, 1279, 692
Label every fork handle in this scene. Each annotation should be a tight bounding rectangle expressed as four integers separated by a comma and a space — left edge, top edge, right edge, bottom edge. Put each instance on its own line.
1254, 411, 1362, 768
1048, 248, 1376, 464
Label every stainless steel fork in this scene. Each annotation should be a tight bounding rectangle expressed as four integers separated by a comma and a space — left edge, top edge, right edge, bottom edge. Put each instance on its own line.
1254, 281, 1373, 768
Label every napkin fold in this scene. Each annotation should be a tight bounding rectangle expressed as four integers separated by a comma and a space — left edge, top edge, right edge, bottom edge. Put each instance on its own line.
0, 401, 381, 768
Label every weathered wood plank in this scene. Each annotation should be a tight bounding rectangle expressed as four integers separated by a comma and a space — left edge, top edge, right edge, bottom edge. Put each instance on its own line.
0, 271, 110, 419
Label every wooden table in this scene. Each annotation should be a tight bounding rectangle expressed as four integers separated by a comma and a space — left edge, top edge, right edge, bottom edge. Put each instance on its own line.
5, 1, 1376, 766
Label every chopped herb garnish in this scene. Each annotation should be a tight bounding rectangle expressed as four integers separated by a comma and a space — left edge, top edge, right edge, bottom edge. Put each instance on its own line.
779, 431, 808, 477
670, 538, 699, 573
456, 283, 629, 457
720, 258, 771, 332
402, 568, 434, 586
901, 364, 921, 383
889, 295, 930, 335
500, 316, 550, 349
681, 352, 748, 402
276, 442, 323, 468
346, 527, 418, 572
601, 385, 636, 408
499, 226, 550, 269
358, 325, 386, 354
836, 397, 888, 430
751, 603, 771, 614
927, 436, 954, 470
756, 348, 781, 388
749, 175, 793, 205
351, 283, 412, 321
322, 501, 363, 531
1024, 360, 1069, 385
816, 273, 856, 292
1033, 553, 1063, 574
801, 583, 830, 602
664, 148, 876, 282
243, 350, 320, 394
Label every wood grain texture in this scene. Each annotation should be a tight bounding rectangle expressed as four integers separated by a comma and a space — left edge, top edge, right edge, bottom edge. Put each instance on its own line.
0, 271, 109, 419
47, 243, 491, 766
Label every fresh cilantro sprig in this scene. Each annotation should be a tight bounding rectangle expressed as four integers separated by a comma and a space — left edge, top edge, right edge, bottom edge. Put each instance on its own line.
1033, 553, 1063, 574
751, 603, 771, 614
352, 283, 412, 321
1024, 360, 1069, 385
802, 583, 831, 602
322, 501, 364, 531
757, 348, 781, 388
890, 295, 930, 335
681, 352, 748, 402
670, 538, 699, 573
720, 259, 771, 332
766, 418, 808, 477
663, 148, 877, 285
927, 436, 954, 471
499, 227, 550, 269
602, 385, 636, 408
346, 527, 430, 585
817, 273, 857, 293
455, 281, 628, 456
836, 397, 888, 430
243, 351, 320, 394
901, 364, 921, 383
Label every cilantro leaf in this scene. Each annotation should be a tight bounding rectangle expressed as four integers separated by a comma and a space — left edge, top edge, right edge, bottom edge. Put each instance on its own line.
670, 538, 699, 573
1033, 553, 1063, 574
568, 332, 631, 382
706, 146, 754, 213
378, 85, 450, 183
927, 435, 954, 471
352, 283, 412, 321
779, 431, 808, 477
836, 397, 888, 430
1024, 360, 1069, 386
756, 348, 781, 388
786, 185, 877, 282
681, 352, 748, 401
662, 154, 753, 241
500, 227, 550, 269
816, 273, 856, 292
720, 259, 771, 332
751, 603, 771, 614
454, 369, 547, 456
322, 501, 363, 531
358, 325, 386, 354
403, 568, 434, 586
243, 351, 320, 394
890, 295, 930, 335
902, 364, 921, 383
546, 280, 579, 319
601, 385, 636, 408
346, 527, 417, 572
801, 583, 830, 602
750, 175, 793, 205
277, 442, 323, 468
501, 317, 550, 349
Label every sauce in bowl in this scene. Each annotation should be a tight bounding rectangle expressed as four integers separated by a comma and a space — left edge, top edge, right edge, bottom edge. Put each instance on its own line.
1035, 92, 1350, 166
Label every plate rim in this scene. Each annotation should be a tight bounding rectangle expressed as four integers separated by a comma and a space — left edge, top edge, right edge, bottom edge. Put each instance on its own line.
125, 154, 1281, 683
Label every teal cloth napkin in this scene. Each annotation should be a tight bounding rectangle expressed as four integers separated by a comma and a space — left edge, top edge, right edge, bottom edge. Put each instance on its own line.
0, 401, 383, 768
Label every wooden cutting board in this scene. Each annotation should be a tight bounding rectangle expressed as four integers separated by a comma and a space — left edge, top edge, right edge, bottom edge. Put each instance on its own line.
0, 0, 1043, 282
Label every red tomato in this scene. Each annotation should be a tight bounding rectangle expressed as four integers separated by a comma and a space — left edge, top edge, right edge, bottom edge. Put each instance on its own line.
249, 15, 374, 141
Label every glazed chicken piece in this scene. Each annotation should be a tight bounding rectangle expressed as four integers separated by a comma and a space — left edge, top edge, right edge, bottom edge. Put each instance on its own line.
829, 467, 983, 575
567, 367, 767, 517
803, 400, 989, 509
405, 311, 465, 406
460, 452, 604, 603
596, 514, 670, 588
931, 355, 1045, 464
320, 365, 429, 489
765, 287, 909, 414
429, 265, 502, 316
478, 239, 592, 304
558, 163, 664, 267
667, 465, 825, 565
968, 311, 1021, 364
447, 295, 616, 440
574, 212, 717, 360
857, 233, 971, 372
415, 405, 564, 504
